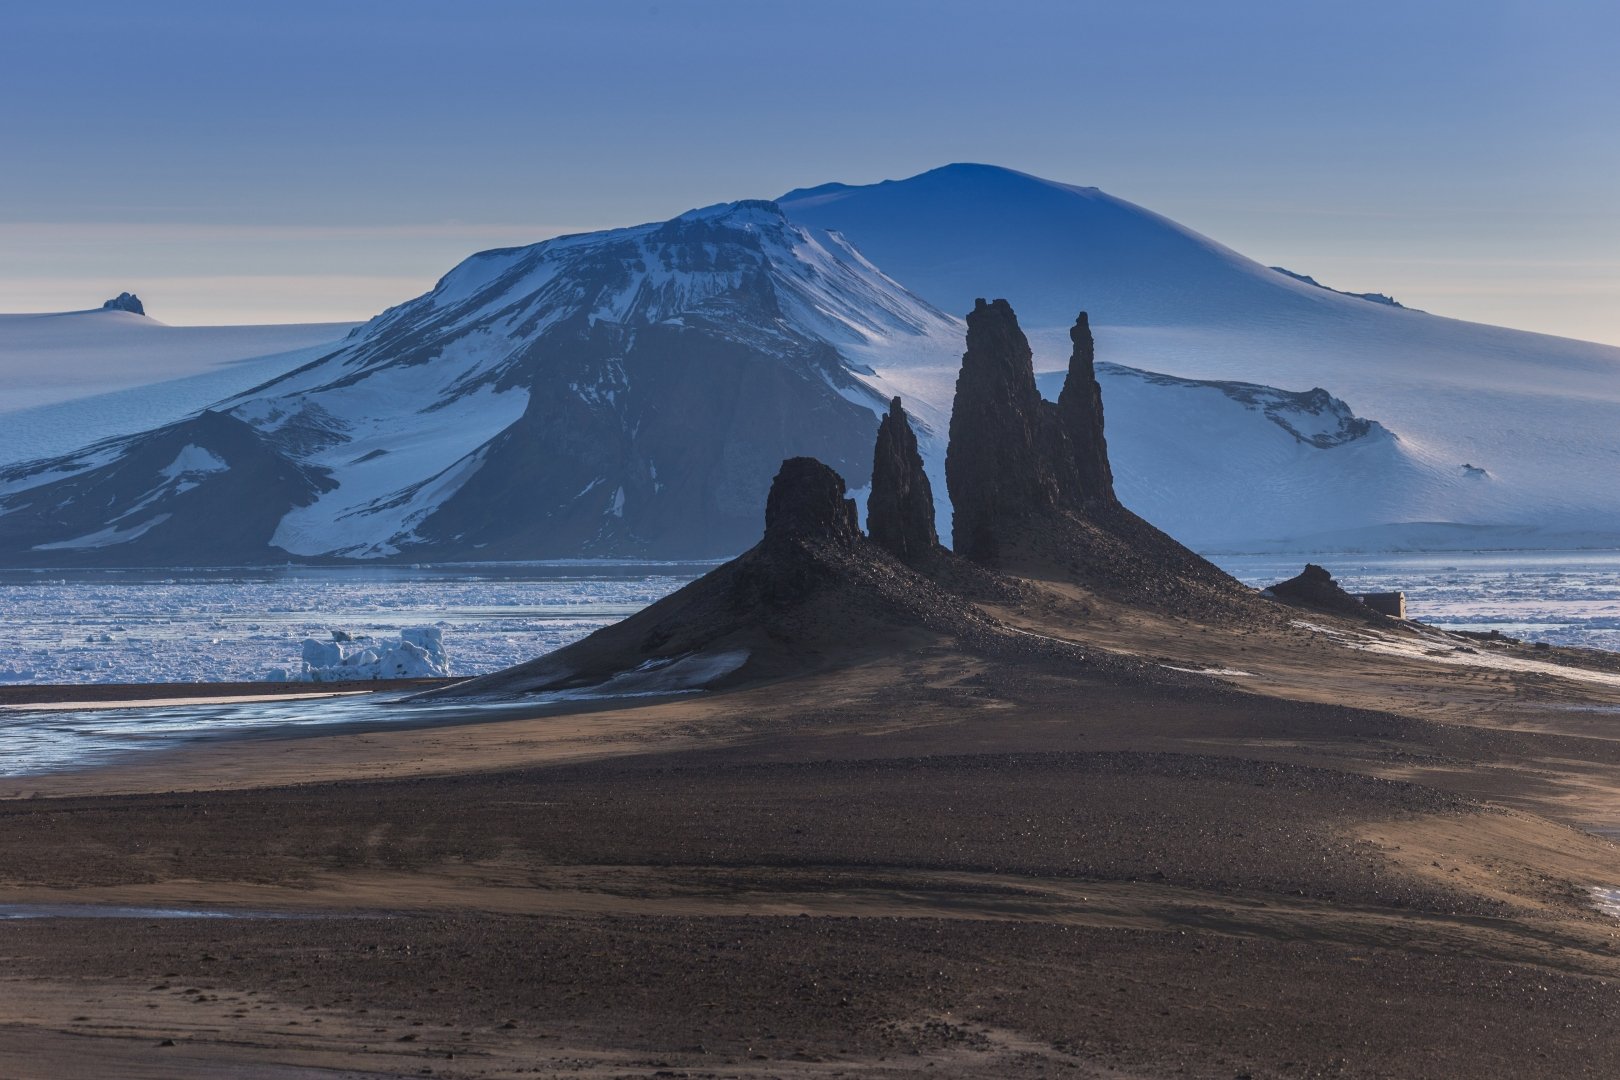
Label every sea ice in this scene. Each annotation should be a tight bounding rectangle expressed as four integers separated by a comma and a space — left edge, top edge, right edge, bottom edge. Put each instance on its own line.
277, 627, 450, 681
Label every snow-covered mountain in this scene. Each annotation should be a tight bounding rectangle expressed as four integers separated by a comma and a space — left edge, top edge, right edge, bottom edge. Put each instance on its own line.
782, 164, 1620, 550
3, 163, 1618, 564
0, 202, 950, 564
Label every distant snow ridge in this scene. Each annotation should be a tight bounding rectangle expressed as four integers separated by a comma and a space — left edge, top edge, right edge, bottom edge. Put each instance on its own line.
270, 627, 449, 682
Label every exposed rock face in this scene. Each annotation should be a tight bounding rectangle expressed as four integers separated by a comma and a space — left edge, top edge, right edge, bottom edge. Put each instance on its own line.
763, 456, 860, 550
101, 292, 145, 315
867, 397, 938, 563
1055, 312, 1117, 508
945, 299, 1060, 562
0, 410, 334, 567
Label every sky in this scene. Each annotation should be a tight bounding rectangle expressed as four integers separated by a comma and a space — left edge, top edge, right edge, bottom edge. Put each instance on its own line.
2, 0, 1617, 344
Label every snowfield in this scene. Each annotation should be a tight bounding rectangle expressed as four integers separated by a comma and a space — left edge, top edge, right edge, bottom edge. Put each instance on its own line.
0, 309, 357, 465
782, 164, 1620, 552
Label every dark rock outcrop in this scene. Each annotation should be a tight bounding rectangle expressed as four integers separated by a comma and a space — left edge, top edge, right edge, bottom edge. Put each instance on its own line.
867, 398, 939, 563
1055, 312, 1116, 508
764, 457, 860, 551
945, 299, 1061, 562
1265, 564, 1383, 621
101, 292, 145, 315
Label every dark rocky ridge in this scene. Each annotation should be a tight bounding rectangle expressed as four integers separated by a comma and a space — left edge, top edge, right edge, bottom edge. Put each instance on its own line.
0, 410, 332, 567
866, 397, 939, 564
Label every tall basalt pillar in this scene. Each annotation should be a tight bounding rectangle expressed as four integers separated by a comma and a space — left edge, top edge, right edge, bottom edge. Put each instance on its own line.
868, 397, 939, 563
945, 298, 1060, 564
1056, 311, 1118, 508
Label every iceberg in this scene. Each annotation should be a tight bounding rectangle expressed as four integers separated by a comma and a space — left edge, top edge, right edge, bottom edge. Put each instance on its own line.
273, 627, 450, 682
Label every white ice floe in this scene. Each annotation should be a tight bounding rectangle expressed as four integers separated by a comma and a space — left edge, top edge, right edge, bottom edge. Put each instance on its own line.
271, 626, 451, 682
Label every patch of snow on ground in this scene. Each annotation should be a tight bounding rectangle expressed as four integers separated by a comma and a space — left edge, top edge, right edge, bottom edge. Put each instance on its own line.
31, 513, 172, 552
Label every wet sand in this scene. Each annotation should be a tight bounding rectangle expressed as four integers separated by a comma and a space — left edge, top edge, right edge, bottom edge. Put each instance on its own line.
4, 593, 1620, 1077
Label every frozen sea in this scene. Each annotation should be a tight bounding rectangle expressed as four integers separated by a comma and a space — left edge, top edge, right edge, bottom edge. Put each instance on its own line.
0, 563, 707, 686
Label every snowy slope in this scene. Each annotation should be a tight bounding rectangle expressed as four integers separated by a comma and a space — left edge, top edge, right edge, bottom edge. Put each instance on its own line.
0, 308, 356, 414
0, 339, 352, 467
783, 164, 1620, 549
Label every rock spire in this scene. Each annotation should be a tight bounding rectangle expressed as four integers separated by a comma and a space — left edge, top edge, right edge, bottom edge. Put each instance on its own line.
945, 298, 1061, 563
867, 397, 939, 563
1055, 312, 1117, 508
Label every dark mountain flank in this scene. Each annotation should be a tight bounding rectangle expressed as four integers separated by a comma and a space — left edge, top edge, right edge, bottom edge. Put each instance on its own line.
0, 410, 332, 567
945, 299, 1255, 615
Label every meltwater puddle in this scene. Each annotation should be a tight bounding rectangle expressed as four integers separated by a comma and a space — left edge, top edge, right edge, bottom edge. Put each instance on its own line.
0, 689, 588, 779
0, 904, 315, 920
0, 650, 750, 779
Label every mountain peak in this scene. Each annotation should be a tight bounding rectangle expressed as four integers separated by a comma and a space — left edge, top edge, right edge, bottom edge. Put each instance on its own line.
675, 198, 789, 227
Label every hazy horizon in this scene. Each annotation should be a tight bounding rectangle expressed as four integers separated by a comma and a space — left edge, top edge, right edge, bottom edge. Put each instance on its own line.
3, 1, 1616, 345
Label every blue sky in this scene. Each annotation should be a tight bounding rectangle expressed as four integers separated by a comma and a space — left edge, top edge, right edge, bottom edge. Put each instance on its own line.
3, 0, 1617, 343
